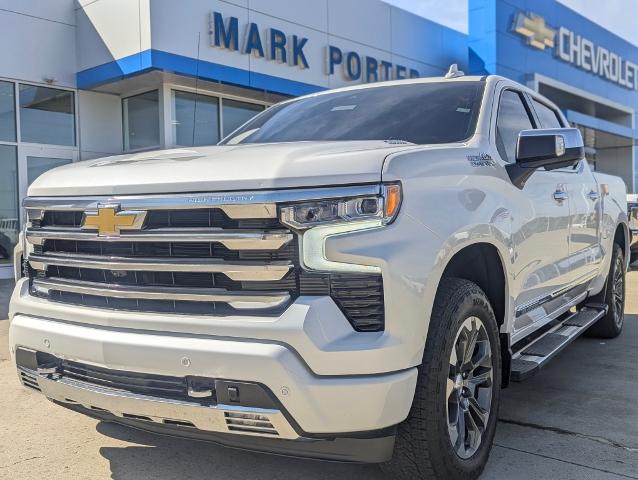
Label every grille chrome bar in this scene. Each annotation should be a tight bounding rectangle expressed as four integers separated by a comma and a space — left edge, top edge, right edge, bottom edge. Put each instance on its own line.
28, 253, 292, 281
32, 277, 291, 309
25, 228, 293, 250
23, 185, 380, 213
26, 203, 277, 220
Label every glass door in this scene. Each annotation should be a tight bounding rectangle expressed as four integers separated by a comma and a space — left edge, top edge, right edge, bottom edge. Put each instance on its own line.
18, 145, 78, 223
0, 144, 18, 270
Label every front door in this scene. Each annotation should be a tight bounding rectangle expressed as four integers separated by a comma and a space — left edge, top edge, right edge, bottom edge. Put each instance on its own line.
493, 89, 573, 335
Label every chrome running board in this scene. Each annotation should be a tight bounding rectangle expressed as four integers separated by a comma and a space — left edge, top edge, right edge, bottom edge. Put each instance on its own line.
510, 303, 607, 382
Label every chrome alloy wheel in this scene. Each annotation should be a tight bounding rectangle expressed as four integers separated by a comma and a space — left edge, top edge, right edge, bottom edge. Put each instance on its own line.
612, 255, 625, 327
446, 316, 493, 459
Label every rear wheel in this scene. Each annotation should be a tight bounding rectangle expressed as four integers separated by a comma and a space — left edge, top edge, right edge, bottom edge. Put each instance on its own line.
382, 278, 501, 480
587, 243, 625, 339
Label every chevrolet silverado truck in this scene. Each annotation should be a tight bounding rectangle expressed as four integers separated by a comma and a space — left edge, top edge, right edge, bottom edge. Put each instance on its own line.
9, 70, 631, 480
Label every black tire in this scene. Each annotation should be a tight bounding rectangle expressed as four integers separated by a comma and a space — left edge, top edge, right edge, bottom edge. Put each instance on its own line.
587, 243, 626, 339
381, 278, 501, 480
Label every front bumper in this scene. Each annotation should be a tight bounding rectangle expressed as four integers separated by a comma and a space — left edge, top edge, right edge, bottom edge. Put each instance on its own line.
9, 312, 417, 461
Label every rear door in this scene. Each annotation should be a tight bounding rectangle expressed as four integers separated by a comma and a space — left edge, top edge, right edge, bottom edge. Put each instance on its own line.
493, 89, 573, 334
529, 98, 602, 286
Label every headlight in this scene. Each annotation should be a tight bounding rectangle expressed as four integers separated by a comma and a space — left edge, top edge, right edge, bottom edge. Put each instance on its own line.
280, 183, 401, 229
280, 184, 401, 273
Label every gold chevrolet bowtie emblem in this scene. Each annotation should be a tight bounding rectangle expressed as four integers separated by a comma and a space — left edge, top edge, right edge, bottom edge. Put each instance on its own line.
513, 12, 556, 50
81, 205, 146, 237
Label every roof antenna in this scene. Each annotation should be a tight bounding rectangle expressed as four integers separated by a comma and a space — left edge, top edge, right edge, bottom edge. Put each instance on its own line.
445, 63, 465, 79
191, 31, 202, 147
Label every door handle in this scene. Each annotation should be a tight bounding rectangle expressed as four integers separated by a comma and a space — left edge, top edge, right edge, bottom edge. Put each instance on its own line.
587, 190, 600, 201
553, 190, 568, 202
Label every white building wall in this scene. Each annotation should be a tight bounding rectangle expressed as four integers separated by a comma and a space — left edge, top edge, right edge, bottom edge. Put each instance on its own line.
76, 0, 151, 72
0, 1, 76, 87
77, 90, 123, 160
135, 0, 467, 90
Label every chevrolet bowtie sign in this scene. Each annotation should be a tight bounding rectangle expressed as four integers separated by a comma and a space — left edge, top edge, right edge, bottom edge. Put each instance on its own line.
513, 12, 555, 50
513, 11, 638, 91
81, 205, 146, 237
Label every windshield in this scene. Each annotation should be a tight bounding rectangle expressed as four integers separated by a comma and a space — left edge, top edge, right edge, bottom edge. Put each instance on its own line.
220, 81, 484, 145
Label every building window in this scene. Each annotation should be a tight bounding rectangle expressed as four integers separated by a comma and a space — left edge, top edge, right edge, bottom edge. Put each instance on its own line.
0, 81, 16, 142
19, 84, 75, 146
123, 90, 159, 151
172, 90, 220, 146
0, 144, 18, 265
222, 99, 264, 137
27, 156, 72, 185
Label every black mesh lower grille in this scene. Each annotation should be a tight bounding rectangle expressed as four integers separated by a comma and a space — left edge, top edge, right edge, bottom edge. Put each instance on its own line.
61, 359, 194, 401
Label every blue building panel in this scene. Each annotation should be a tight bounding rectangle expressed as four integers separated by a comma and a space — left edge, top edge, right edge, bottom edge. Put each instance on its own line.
469, 0, 638, 113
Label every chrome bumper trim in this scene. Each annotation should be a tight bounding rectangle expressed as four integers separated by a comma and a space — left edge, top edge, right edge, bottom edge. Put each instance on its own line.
22, 367, 299, 439
25, 228, 293, 250
28, 253, 292, 281
32, 277, 291, 310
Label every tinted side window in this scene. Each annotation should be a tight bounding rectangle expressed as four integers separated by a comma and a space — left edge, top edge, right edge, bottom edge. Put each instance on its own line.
495, 90, 534, 163
532, 99, 564, 128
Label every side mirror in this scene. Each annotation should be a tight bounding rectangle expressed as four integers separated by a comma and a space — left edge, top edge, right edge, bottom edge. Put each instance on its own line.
507, 128, 584, 188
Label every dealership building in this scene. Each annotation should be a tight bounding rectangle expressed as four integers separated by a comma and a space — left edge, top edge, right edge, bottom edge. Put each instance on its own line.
0, 0, 637, 277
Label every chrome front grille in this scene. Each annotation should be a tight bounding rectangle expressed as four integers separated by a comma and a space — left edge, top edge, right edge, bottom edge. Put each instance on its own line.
25, 195, 297, 315
24, 191, 385, 330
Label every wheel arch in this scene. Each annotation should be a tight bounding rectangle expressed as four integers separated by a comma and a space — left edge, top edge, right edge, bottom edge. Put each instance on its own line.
613, 221, 630, 269
436, 240, 512, 387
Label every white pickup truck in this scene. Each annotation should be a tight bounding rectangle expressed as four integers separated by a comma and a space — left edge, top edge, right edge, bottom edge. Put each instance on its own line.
9, 70, 631, 480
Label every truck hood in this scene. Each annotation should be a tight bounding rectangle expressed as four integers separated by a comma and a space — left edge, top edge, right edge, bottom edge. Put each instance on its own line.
28, 141, 419, 196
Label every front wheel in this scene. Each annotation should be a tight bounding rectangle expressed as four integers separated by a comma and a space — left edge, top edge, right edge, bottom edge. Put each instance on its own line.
382, 278, 501, 480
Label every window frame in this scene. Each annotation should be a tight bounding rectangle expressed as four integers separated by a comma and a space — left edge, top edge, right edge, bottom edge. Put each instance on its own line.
0, 78, 79, 264
171, 89, 222, 147
525, 92, 583, 174
528, 96, 566, 129
17, 82, 77, 147
166, 85, 272, 148
494, 88, 537, 164
0, 80, 17, 143
122, 89, 161, 152
0, 143, 19, 267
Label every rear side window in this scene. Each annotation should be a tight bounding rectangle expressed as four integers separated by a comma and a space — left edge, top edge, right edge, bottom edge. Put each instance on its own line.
495, 90, 535, 163
532, 99, 564, 128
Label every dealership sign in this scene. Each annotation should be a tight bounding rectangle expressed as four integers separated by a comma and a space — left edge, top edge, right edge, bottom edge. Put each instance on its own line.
513, 11, 638, 90
209, 12, 421, 83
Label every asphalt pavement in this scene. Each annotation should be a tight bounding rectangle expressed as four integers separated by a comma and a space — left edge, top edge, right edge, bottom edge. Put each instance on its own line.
1, 270, 637, 479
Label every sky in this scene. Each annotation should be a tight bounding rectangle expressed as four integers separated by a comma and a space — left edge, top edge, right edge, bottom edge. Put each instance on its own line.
383, 0, 638, 47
